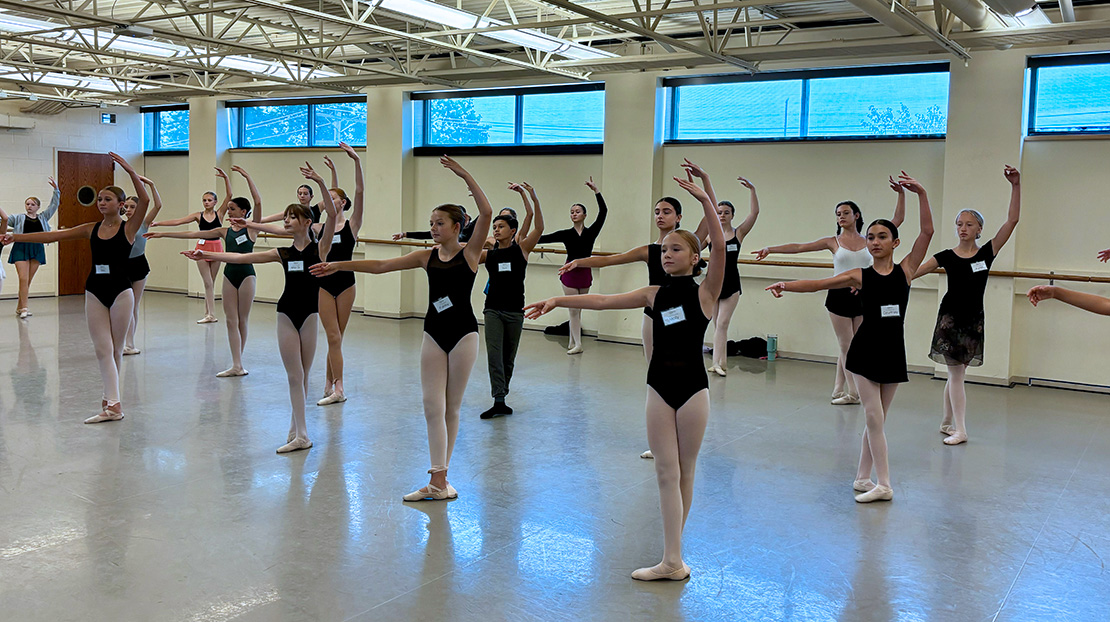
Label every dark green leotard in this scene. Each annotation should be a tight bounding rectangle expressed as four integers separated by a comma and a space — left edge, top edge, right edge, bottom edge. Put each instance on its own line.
224, 227, 256, 289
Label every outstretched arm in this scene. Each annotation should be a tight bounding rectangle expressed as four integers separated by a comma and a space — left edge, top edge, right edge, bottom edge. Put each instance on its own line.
751, 237, 836, 260
895, 172, 935, 282
558, 245, 649, 274
6, 222, 96, 244
735, 177, 760, 239
152, 213, 200, 227
140, 176, 164, 226
310, 249, 431, 276
524, 286, 656, 319
991, 165, 1021, 254
766, 270, 861, 297
144, 229, 222, 240
115, 153, 150, 241
913, 256, 939, 280
183, 248, 280, 265
889, 174, 906, 228
229, 218, 286, 236
339, 143, 364, 236
1027, 286, 1110, 315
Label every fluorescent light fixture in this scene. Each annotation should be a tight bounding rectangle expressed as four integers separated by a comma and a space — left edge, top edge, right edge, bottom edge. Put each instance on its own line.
0, 13, 62, 37
373, 0, 616, 61
1015, 7, 1035, 16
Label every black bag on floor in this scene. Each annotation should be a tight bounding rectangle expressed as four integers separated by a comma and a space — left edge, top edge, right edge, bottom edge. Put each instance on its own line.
728, 337, 767, 359
544, 321, 570, 336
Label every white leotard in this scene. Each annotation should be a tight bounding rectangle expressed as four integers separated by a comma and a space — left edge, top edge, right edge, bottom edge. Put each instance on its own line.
832, 237, 872, 275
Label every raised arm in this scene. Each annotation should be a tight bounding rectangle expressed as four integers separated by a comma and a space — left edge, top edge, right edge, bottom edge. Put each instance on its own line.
521, 184, 546, 255
440, 156, 492, 268
302, 163, 338, 260
6, 222, 96, 245
889, 175, 906, 228
231, 166, 264, 224
1027, 285, 1110, 316
40, 177, 61, 222
510, 182, 534, 243
214, 167, 232, 222
310, 249, 431, 276
139, 176, 164, 226
558, 245, 649, 274
585, 177, 607, 235
114, 153, 150, 241
339, 143, 364, 236
524, 286, 656, 319
895, 173, 934, 281
752, 237, 836, 260
323, 154, 340, 190
766, 270, 862, 297
735, 177, 760, 239
991, 165, 1021, 254
678, 163, 724, 310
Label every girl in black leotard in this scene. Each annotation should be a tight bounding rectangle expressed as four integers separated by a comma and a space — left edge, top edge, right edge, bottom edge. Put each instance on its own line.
312, 156, 492, 502
146, 166, 264, 378
150, 170, 230, 324
913, 165, 1020, 446
4, 153, 149, 424
477, 182, 546, 419
692, 175, 761, 377
314, 144, 364, 406
767, 172, 933, 504
184, 165, 337, 454
526, 167, 724, 582
536, 177, 607, 354
121, 175, 164, 356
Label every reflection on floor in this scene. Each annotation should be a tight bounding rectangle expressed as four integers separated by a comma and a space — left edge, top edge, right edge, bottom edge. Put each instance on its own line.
1, 293, 1107, 621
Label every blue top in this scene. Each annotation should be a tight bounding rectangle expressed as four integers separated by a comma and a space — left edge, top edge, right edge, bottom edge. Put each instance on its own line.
129, 223, 150, 258
8, 187, 60, 234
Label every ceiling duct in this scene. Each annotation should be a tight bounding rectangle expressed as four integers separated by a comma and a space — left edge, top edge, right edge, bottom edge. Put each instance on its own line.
978, 0, 1037, 17
938, 0, 1006, 30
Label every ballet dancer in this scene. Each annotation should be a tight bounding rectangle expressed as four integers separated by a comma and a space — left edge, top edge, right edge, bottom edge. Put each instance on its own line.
766, 172, 933, 503
150, 172, 230, 323
1027, 285, 1110, 315
121, 176, 164, 355
525, 168, 724, 581
7, 177, 60, 318
479, 181, 545, 419
184, 164, 337, 452
392, 205, 477, 243
913, 165, 1021, 445
535, 177, 608, 354
311, 156, 492, 501
693, 175, 760, 377
260, 183, 320, 223
753, 180, 906, 404
145, 166, 263, 377
3, 153, 149, 423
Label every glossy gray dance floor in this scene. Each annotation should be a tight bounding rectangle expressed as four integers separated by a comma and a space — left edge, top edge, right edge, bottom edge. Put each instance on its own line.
1, 293, 1107, 621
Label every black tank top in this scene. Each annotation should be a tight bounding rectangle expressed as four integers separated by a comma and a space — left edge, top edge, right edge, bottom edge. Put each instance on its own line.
484, 242, 528, 312
426, 248, 477, 326
86, 221, 133, 290
646, 276, 710, 385
198, 212, 221, 230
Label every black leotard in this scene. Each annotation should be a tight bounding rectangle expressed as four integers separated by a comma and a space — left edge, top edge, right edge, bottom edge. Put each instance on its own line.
317, 221, 356, 298
276, 240, 321, 331
845, 264, 911, 384
86, 221, 134, 308
537, 193, 608, 260
646, 275, 711, 410
714, 234, 742, 299
223, 227, 256, 289
484, 242, 528, 312
425, 248, 478, 352
198, 212, 221, 230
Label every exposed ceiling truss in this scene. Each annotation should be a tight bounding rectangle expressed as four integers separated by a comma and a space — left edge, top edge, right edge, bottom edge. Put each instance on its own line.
0, 0, 1106, 106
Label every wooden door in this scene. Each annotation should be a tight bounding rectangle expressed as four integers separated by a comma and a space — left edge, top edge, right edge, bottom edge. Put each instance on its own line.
57, 152, 114, 295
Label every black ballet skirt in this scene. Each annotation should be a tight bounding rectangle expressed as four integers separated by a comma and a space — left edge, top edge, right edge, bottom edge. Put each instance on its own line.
929, 241, 994, 367
845, 264, 911, 384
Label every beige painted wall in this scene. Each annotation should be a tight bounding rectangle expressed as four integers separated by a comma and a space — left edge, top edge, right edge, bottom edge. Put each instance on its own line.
0, 102, 142, 301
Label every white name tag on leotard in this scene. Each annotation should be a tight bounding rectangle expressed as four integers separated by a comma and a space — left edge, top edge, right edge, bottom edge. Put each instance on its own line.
661, 306, 686, 326
236, 234, 248, 245
880, 304, 900, 318
726, 243, 738, 252
95, 264, 110, 275
498, 262, 512, 272
288, 261, 304, 272
971, 261, 987, 273
332, 234, 342, 244
433, 296, 453, 313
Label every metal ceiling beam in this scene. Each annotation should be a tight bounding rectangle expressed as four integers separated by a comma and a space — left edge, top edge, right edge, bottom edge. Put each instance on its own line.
539, 0, 759, 71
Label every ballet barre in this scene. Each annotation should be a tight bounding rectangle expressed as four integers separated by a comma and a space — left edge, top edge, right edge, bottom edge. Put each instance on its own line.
254, 234, 1110, 285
